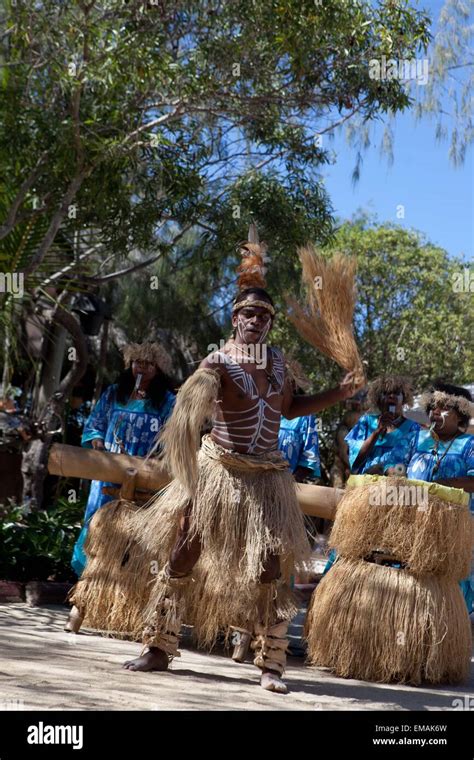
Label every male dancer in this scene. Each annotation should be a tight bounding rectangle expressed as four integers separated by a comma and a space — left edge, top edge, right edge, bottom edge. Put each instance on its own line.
123, 243, 362, 693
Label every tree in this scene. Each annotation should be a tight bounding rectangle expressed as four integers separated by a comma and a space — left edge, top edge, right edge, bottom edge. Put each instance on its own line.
412, 0, 474, 166
333, 219, 473, 384
345, 0, 474, 168
111, 214, 473, 482
0, 0, 432, 504
268, 219, 474, 479
1, 0, 431, 283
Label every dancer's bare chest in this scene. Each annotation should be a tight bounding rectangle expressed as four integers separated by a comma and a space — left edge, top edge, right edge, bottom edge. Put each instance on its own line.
210, 348, 286, 453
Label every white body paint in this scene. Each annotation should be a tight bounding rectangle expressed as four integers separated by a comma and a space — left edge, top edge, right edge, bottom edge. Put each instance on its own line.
212, 348, 285, 454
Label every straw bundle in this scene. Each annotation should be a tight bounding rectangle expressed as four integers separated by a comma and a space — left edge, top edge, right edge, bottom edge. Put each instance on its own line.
158, 367, 220, 496
329, 476, 472, 578
306, 557, 471, 685
69, 500, 154, 639
286, 247, 365, 386
66, 470, 340, 641
133, 438, 309, 588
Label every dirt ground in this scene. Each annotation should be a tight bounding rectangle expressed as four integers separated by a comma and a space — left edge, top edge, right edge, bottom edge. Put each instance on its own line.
0, 603, 473, 711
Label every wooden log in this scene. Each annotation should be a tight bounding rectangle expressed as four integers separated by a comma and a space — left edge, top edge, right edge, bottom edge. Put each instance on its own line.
48, 443, 169, 492
296, 482, 343, 521
101, 486, 158, 504
48, 443, 343, 520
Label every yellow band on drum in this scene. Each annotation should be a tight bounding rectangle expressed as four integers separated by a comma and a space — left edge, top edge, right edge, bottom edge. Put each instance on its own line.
346, 474, 470, 507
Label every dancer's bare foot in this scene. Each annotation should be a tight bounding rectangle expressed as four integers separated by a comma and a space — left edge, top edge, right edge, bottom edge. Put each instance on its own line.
260, 670, 288, 694
123, 647, 169, 672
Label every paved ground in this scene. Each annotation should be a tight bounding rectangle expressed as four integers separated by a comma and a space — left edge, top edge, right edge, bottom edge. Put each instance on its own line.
0, 603, 473, 711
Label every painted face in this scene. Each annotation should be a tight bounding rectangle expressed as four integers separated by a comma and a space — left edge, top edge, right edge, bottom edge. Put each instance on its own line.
380, 391, 404, 415
233, 305, 273, 345
131, 359, 157, 384
429, 403, 460, 434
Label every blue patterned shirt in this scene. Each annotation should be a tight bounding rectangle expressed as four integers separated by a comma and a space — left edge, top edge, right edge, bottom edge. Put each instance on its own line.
278, 414, 321, 477
345, 413, 421, 475
81, 384, 175, 520
71, 384, 175, 576
405, 429, 474, 510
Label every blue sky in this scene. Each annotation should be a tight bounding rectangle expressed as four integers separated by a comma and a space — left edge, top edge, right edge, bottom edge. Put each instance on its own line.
321, 0, 473, 262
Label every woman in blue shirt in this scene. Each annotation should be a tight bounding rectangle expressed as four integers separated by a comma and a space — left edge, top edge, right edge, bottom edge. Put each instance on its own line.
324, 376, 419, 575
345, 375, 420, 475
71, 342, 175, 576
403, 381, 474, 611
405, 382, 473, 498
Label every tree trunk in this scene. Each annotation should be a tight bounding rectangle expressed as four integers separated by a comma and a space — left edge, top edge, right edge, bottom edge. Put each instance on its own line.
36, 322, 67, 414
20, 438, 50, 510
21, 305, 88, 509
92, 318, 109, 405
1, 296, 12, 396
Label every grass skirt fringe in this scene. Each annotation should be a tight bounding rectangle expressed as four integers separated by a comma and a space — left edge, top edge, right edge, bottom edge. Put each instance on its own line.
132, 437, 309, 648
306, 558, 471, 685
69, 500, 155, 640
70, 440, 308, 646
329, 477, 472, 578
183, 565, 299, 649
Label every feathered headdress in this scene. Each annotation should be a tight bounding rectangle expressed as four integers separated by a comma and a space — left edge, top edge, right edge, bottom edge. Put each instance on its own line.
232, 223, 275, 316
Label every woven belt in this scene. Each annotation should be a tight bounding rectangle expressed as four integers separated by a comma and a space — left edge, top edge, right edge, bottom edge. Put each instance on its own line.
201, 434, 289, 472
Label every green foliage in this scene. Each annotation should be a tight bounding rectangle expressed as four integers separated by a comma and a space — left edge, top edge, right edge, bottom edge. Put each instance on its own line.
0, 189, 75, 375
114, 211, 473, 394
0, 496, 85, 581
269, 218, 474, 479
276, 219, 473, 391
110, 171, 336, 358
330, 219, 473, 387
111, 213, 473, 483
347, 0, 474, 167
0, 0, 433, 383
0, 0, 431, 283
415, 0, 474, 165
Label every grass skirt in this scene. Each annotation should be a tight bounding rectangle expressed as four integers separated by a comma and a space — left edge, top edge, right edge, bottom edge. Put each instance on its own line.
306, 557, 471, 685
133, 435, 310, 648
329, 476, 472, 578
69, 500, 154, 640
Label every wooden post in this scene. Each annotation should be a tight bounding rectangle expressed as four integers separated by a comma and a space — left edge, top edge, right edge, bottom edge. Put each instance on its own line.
296, 483, 343, 521
120, 467, 138, 500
